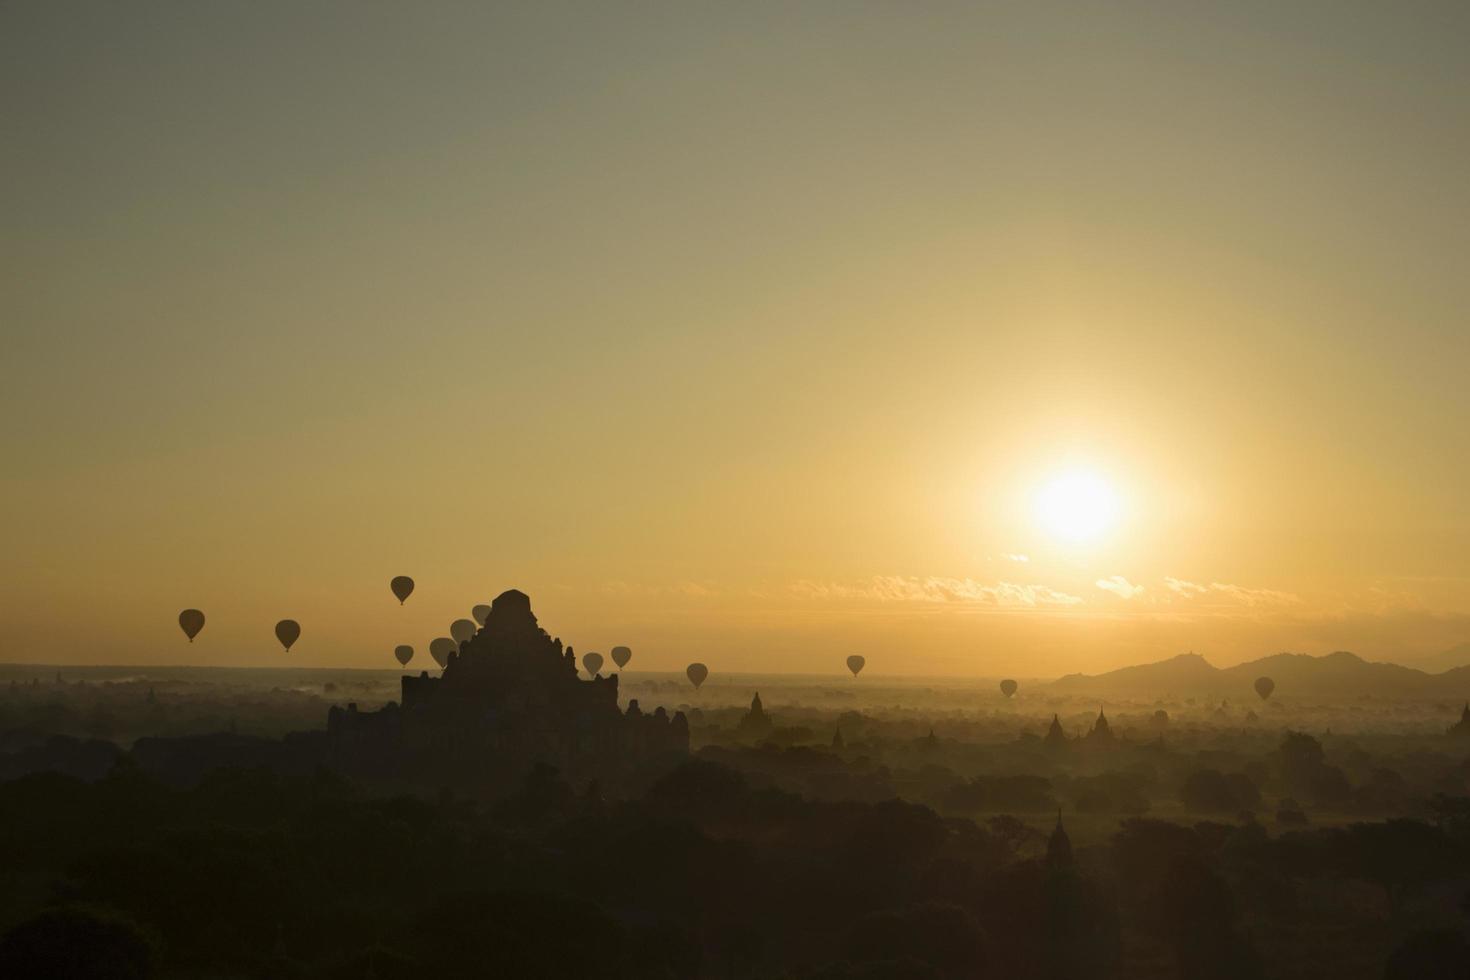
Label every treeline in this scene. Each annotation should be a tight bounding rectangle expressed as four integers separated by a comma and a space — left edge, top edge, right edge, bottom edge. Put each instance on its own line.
1, 757, 1468, 978
696, 730, 1456, 823
0, 678, 338, 745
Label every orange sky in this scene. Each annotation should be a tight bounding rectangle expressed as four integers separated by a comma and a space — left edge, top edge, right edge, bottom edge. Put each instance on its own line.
3, 3, 1468, 675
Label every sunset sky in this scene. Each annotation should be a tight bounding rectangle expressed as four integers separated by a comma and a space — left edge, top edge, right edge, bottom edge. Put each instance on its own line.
4, 3, 1469, 675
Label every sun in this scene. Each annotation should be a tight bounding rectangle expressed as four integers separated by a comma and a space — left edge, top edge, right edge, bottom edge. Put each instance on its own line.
1033, 470, 1121, 545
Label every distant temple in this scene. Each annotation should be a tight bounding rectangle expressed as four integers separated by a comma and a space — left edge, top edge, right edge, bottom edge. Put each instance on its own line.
1046, 811, 1074, 871
1044, 714, 1069, 749
1448, 703, 1470, 737
325, 589, 687, 793
1085, 707, 1116, 747
736, 692, 773, 739
1042, 709, 1118, 752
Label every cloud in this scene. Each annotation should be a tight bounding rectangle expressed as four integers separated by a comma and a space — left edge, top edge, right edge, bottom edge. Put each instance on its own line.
1162, 577, 1300, 608
1163, 577, 1209, 598
791, 574, 1297, 613
597, 580, 718, 599
1002, 554, 1030, 563
1096, 575, 1146, 599
791, 576, 1083, 607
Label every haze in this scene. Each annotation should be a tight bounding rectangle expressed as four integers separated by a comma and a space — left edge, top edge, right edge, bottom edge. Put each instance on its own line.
4, 2, 1469, 673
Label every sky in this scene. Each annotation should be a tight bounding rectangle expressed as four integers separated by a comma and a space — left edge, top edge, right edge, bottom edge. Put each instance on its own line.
3, 2, 1469, 676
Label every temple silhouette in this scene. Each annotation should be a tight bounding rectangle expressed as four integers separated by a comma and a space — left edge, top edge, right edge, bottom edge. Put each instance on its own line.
1046, 811, 1073, 870
325, 589, 688, 793
1042, 708, 1119, 752
735, 691, 773, 739
1085, 706, 1116, 746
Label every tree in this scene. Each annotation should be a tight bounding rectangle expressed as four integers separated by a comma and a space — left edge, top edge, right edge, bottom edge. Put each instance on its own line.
1385, 929, 1470, 980
1341, 820, 1461, 912
844, 903, 988, 979
1181, 770, 1260, 813
1042, 867, 1121, 979
0, 906, 154, 980
1278, 732, 1352, 806
1155, 859, 1263, 980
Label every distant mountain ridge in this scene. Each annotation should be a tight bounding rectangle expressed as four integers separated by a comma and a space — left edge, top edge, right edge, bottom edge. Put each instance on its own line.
1048, 650, 1468, 700
1413, 642, 1470, 674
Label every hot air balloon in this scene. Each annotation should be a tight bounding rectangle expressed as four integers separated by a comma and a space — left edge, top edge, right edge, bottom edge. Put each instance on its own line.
429, 637, 456, 668
611, 646, 632, 669
390, 576, 415, 604
450, 619, 477, 645
471, 604, 492, 627
178, 609, 205, 642
846, 655, 866, 677
394, 645, 413, 667
686, 663, 708, 689
1254, 676, 1275, 701
583, 652, 604, 677
1000, 679, 1018, 699
275, 619, 301, 652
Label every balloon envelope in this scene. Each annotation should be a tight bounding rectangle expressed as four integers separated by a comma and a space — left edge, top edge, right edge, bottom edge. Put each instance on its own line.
178, 609, 205, 642
450, 619, 477, 645
686, 662, 708, 689
394, 645, 413, 667
610, 645, 632, 669
1000, 679, 1018, 698
471, 604, 492, 626
1254, 676, 1275, 701
274, 619, 301, 652
846, 655, 866, 677
429, 637, 456, 667
390, 576, 415, 604
583, 652, 604, 677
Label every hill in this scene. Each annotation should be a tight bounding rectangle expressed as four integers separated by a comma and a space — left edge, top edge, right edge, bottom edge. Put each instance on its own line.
1414, 642, 1470, 674
1048, 650, 1463, 701
1050, 653, 1221, 698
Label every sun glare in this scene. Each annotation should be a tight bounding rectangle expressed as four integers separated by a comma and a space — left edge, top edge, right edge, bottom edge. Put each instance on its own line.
1033, 470, 1121, 545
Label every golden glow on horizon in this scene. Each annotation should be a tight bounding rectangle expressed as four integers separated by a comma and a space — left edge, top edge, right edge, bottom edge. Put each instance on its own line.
3, 5, 1470, 675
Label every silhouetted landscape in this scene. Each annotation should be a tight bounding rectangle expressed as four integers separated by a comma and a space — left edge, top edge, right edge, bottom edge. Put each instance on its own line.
2, 591, 1470, 977
7, 2, 1470, 977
